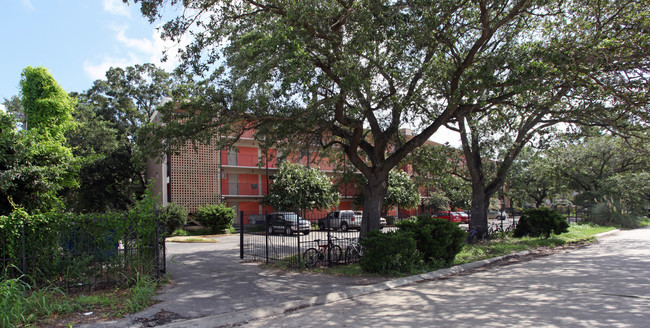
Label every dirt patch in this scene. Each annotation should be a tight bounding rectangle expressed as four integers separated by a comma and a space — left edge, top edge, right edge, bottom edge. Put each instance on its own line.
133, 310, 185, 327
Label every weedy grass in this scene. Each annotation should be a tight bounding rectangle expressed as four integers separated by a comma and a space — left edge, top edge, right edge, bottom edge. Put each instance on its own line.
0, 272, 161, 328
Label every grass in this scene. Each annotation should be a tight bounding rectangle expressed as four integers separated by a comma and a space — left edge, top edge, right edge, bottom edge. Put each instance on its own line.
166, 236, 218, 243
454, 222, 614, 265
280, 222, 617, 277
0, 273, 162, 328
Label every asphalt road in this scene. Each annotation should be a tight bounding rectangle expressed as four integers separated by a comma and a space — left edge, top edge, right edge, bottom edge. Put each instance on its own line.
241, 227, 650, 328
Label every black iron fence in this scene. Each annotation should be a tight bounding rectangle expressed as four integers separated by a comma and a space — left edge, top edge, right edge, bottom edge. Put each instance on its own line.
239, 211, 368, 268
0, 212, 166, 291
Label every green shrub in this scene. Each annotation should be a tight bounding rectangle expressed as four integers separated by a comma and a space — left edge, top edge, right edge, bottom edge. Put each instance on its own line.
196, 203, 235, 234
513, 208, 569, 238
359, 230, 422, 275
385, 216, 396, 226
160, 203, 188, 235
170, 229, 189, 236
397, 216, 466, 265
587, 198, 641, 228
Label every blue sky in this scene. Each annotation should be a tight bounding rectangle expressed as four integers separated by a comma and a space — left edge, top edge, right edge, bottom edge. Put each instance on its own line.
0, 0, 181, 101
0, 0, 461, 146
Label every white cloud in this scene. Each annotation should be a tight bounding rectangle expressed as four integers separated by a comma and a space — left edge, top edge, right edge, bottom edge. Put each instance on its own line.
103, 0, 131, 18
0, 103, 6, 113
20, 0, 34, 10
83, 54, 139, 81
114, 24, 155, 53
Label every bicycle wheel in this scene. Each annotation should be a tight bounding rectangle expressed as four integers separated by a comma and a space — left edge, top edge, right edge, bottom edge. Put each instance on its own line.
345, 246, 361, 264
329, 245, 343, 263
303, 248, 320, 268
467, 230, 478, 244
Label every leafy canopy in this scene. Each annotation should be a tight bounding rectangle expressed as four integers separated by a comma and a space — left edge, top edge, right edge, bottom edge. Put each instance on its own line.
263, 162, 340, 211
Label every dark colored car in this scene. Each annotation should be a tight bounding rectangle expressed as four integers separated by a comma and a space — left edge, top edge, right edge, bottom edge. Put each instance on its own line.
266, 212, 311, 235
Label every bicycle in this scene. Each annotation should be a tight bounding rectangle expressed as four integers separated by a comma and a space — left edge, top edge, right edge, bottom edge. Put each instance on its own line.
466, 227, 487, 244
303, 237, 343, 268
344, 237, 364, 264
488, 222, 512, 239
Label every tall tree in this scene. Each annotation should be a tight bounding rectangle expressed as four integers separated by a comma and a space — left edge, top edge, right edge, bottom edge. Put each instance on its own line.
1, 96, 25, 129
507, 147, 561, 208
549, 134, 649, 207
445, 0, 650, 234
133, 0, 572, 236
0, 67, 78, 214
66, 63, 175, 211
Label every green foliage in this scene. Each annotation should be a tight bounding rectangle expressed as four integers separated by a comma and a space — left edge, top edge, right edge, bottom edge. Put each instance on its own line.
397, 216, 466, 266
352, 170, 422, 214
64, 63, 174, 213
507, 147, 560, 208
1, 67, 80, 215
262, 162, 339, 211
407, 145, 471, 210
20, 66, 76, 138
383, 170, 421, 213
588, 197, 642, 229
421, 191, 450, 212
123, 273, 157, 314
359, 230, 422, 275
196, 203, 235, 234
160, 203, 188, 235
549, 135, 649, 208
1, 82, 79, 215
0, 189, 163, 287
384, 216, 396, 226
170, 228, 189, 237
513, 208, 569, 238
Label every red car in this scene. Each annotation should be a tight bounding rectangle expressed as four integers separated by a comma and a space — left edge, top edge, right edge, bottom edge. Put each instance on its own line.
432, 211, 463, 223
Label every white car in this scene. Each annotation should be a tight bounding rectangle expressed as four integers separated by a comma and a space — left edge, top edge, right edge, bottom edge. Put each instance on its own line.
487, 210, 508, 220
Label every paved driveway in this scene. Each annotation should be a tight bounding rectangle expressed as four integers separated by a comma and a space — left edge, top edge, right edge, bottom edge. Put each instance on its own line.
85, 234, 389, 327
241, 227, 650, 327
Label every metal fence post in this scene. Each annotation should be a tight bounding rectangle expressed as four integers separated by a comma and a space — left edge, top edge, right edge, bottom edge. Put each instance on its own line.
21, 220, 26, 275
265, 211, 269, 264
240, 211, 244, 260
297, 210, 301, 266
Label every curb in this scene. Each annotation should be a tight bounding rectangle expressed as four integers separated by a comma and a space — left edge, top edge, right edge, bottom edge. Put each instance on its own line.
153, 250, 533, 328
146, 230, 621, 328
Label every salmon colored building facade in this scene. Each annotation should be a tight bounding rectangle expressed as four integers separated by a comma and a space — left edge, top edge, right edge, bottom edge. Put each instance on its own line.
146, 126, 447, 224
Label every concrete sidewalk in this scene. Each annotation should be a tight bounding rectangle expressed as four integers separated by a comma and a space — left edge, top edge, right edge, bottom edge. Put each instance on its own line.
85, 229, 628, 328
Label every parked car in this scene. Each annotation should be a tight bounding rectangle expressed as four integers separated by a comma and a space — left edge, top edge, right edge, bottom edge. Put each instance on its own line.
487, 210, 508, 220
266, 212, 311, 235
432, 211, 463, 223
454, 211, 469, 223
318, 210, 362, 231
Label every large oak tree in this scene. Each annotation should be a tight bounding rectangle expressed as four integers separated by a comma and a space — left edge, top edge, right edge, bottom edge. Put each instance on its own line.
129, 0, 646, 235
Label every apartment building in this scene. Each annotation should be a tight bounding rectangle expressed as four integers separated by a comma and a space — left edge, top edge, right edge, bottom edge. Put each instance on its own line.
146, 128, 364, 224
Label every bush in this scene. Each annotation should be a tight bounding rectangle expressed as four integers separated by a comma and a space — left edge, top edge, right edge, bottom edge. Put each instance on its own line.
587, 198, 641, 228
196, 203, 235, 234
513, 208, 569, 238
359, 230, 422, 275
385, 216, 396, 226
160, 203, 188, 235
397, 216, 466, 266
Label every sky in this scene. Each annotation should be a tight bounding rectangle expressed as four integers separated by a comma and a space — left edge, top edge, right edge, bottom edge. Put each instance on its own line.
0, 0, 182, 100
0, 0, 461, 147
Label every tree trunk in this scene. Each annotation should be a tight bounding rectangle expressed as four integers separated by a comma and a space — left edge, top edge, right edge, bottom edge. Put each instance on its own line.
469, 182, 489, 237
360, 171, 389, 238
